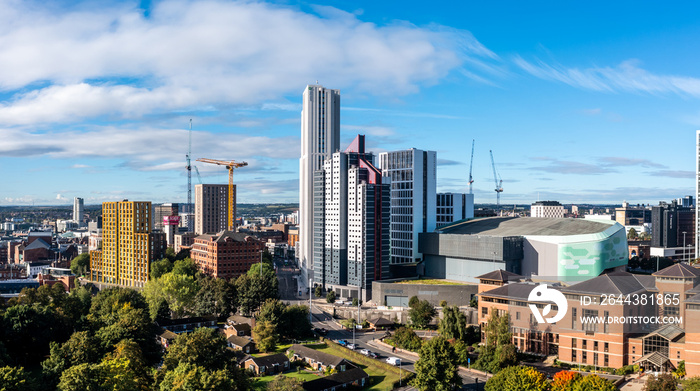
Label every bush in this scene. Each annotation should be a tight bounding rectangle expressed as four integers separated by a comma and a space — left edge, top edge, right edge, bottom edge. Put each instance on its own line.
390, 327, 423, 351
326, 291, 336, 304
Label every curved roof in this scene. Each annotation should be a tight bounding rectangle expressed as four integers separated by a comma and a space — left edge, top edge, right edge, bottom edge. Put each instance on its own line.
438, 216, 616, 237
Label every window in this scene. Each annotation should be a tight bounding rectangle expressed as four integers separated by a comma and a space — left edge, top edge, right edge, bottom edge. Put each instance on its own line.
572, 308, 577, 329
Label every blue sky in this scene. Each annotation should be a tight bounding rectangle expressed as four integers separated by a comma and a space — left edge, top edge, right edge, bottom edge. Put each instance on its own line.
1, 0, 698, 206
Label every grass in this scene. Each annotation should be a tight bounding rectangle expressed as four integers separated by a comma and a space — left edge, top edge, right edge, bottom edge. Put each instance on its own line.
250, 369, 322, 390
307, 342, 404, 391
252, 343, 292, 357
394, 279, 464, 285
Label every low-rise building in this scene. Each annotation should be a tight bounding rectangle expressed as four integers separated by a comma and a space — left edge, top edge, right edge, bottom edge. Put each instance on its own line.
191, 231, 264, 280
288, 344, 353, 372
243, 353, 290, 376
227, 335, 255, 354
302, 367, 370, 391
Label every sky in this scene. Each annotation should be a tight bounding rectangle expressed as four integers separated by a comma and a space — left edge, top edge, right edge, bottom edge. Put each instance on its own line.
1, 0, 699, 207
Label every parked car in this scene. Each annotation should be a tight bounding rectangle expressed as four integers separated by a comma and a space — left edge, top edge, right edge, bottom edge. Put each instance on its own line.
346, 343, 357, 350
368, 352, 379, 359
386, 357, 401, 366
337, 339, 348, 346
360, 349, 370, 356
313, 328, 328, 336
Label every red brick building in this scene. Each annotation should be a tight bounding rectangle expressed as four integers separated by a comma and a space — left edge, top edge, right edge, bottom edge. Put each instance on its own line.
191, 231, 265, 279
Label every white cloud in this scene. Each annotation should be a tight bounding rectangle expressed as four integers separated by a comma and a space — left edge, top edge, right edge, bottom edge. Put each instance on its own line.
515, 56, 700, 96
56, 193, 67, 201
0, 0, 498, 125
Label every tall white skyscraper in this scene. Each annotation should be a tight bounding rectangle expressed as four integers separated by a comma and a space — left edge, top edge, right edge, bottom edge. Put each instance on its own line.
378, 149, 437, 264
299, 85, 340, 283
73, 197, 84, 223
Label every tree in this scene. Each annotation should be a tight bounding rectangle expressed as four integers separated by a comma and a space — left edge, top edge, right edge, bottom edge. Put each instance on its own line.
326, 290, 336, 304
253, 320, 279, 352
162, 327, 234, 372
70, 253, 90, 276
0, 366, 33, 391
473, 310, 517, 373
675, 360, 686, 378
144, 271, 199, 318
314, 285, 323, 298
453, 340, 470, 366
352, 298, 359, 307
2, 304, 71, 366
194, 276, 236, 318
551, 370, 582, 391
159, 363, 239, 391
643, 373, 678, 391
408, 299, 436, 329
683, 377, 700, 391
408, 296, 420, 308
439, 305, 468, 341
42, 331, 103, 387
172, 258, 199, 277
57, 362, 104, 391
284, 305, 312, 340
627, 227, 638, 240
248, 262, 275, 279
484, 366, 547, 391
412, 336, 461, 391
151, 258, 173, 280
266, 374, 303, 391
236, 273, 279, 316
391, 327, 423, 351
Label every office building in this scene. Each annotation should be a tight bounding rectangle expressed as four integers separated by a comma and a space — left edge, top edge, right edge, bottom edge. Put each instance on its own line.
651, 200, 695, 261
299, 85, 340, 283
477, 263, 700, 376
191, 231, 264, 279
378, 148, 436, 264
195, 184, 232, 235
90, 200, 162, 288
73, 197, 84, 224
154, 203, 179, 231
314, 135, 390, 300
531, 200, 565, 218
436, 193, 474, 228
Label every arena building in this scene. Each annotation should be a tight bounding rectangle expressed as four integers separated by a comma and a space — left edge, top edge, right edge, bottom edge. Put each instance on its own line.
419, 216, 628, 283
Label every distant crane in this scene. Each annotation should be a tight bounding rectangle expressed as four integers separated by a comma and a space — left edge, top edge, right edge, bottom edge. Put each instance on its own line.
196, 158, 248, 231
489, 150, 503, 208
468, 139, 475, 194
194, 165, 203, 185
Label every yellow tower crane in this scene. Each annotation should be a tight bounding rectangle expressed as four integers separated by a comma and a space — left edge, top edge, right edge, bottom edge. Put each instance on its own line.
196, 158, 248, 231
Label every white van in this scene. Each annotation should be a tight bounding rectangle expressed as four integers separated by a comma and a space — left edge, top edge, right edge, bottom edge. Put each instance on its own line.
386, 357, 401, 366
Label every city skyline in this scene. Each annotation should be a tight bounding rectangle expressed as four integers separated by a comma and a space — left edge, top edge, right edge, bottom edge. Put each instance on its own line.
1, 1, 698, 206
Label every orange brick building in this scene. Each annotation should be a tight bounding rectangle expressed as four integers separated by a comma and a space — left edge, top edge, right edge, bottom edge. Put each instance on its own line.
191, 231, 265, 279
477, 263, 700, 375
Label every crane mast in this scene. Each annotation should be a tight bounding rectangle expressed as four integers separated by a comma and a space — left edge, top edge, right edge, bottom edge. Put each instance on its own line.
196, 158, 248, 231
468, 139, 475, 194
489, 150, 503, 208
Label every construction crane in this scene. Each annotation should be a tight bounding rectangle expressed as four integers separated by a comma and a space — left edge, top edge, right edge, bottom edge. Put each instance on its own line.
196, 158, 248, 231
194, 165, 203, 185
489, 150, 503, 208
468, 139, 475, 194
186, 119, 192, 224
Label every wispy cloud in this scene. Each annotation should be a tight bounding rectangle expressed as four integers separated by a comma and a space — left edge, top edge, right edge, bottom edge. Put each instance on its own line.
646, 170, 695, 179
343, 107, 467, 120
437, 158, 464, 166
0, 1, 499, 125
515, 57, 700, 96
529, 157, 615, 175
598, 157, 666, 169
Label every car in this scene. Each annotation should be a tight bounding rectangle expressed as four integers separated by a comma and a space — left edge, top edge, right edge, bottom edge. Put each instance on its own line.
337, 340, 348, 346
386, 357, 401, 366
346, 343, 357, 350
318, 328, 328, 336
360, 349, 370, 356
368, 352, 379, 359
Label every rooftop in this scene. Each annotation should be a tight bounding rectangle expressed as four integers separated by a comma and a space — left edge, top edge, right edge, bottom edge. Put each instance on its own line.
476, 270, 523, 282
289, 344, 348, 367
438, 216, 615, 237
652, 263, 700, 278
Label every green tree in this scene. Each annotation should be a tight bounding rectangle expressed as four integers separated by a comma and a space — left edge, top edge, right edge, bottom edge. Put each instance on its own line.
253, 320, 279, 352
57, 362, 104, 391
70, 253, 90, 276
172, 258, 199, 278
683, 377, 700, 391
391, 327, 423, 351
484, 366, 547, 391
676, 360, 686, 378
88, 287, 149, 328
284, 305, 312, 340
150, 258, 173, 280
162, 327, 233, 372
144, 272, 199, 318
643, 373, 678, 391
412, 336, 461, 391
165, 247, 177, 261
408, 299, 436, 329
352, 298, 359, 307
194, 276, 236, 318
627, 227, 638, 240
0, 366, 33, 391
408, 296, 420, 308
439, 305, 467, 341
473, 310, 517, 373
572, 374, 616, 391
159, 363, 238, 391
257, 299, 287, 333
325, 290, 336, 304
314, 285, 323, 298
248, 262, 275, 279
2, 304, 71, 366
42, 331, 103, 387
266, 374, 303, 390
235, 273, 278, 316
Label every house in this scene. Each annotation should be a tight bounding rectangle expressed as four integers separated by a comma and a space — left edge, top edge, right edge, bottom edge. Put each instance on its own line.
302, 367, 370, 391
227, 335, 256, 354
243, 353, 290, 376
158, 330, 178, 349
230, 322, 252, 337
288, 344, 353, 372
367, 317, 393, 331
226, 314, 255, 327
157, 316, 218, 334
